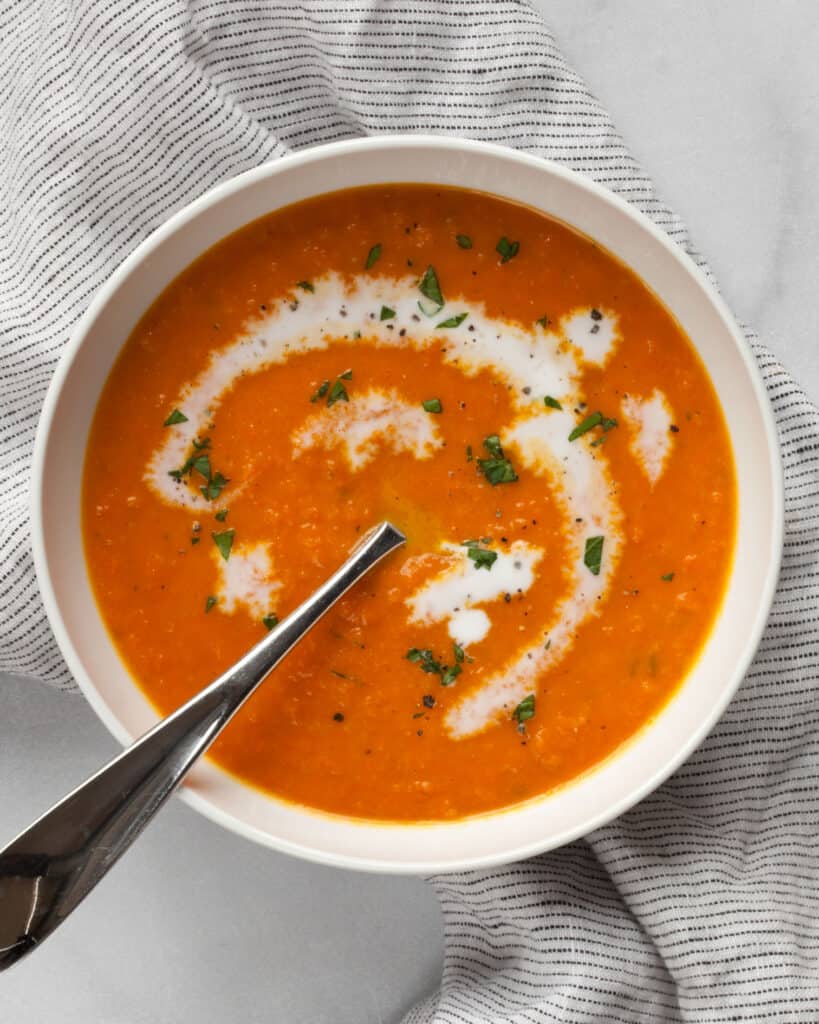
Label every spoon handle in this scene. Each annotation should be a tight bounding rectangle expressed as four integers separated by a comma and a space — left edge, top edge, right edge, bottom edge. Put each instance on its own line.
0, 521, 405, 971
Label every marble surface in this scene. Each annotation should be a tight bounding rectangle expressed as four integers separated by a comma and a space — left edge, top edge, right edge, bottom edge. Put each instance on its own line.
2, 2, 817, 1021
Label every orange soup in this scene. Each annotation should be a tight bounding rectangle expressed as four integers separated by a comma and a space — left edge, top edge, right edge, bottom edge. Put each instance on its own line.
82, 185, 736, 821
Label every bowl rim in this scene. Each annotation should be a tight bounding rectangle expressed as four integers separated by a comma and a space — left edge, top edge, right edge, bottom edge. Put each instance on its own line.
30, 135, 784, 873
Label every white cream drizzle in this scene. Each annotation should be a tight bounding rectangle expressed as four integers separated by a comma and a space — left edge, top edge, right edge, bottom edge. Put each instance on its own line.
291, 387, 443, 469
562, 308, 617, 366
445, 412, 624, 738
144, 274, 590, 509
621, 389, 674, 485
144, 273, 642, 737
406, 542, 543, 647
214, 542, 281, 618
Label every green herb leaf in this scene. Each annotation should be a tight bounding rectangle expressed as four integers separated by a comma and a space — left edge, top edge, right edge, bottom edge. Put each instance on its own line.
212, 528, 235, 561
496, 236, 520, 264
297, 280, 314, 292
584, 536, 604, 576
455, 234, 473, 249
163, 409, 188, 426
661, 572, 675, 582
569, 411, 603, 441
215, 508, 229, 522
192, 437, 211, 451
441, 664, 462, 687
327, 379, 349, 407
418, 265, 444, 315
191, 454, 211, 480
406, 648, 442, 675
477, 435, 517, 485
479, 459, 517, 485
601, 416, 618, 431
262, 614, 279, 630
200, 471, 229, 501
380, 305, 396, 321
365, 243, 382, 270
467, 545, 498, 570
482, 434, 503, 458
437, 312, 468, 329
422, 398, 442, 414
205, 595, 217, 613
453, 643, 465, 664
544, 395, 562, 410
590, 435, 607, 448
339, 369, 353, 381
513, 693, 535, 723
535, 314, 550, 328
311, 380, 330, 403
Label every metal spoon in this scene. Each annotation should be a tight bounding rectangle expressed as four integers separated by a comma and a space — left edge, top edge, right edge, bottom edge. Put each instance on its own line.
0, 520, 405, 971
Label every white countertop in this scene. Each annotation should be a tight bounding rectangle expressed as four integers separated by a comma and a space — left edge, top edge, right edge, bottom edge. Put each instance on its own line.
2, 3, 817, 1020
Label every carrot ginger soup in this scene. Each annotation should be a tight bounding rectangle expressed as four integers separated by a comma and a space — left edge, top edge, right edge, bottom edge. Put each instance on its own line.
82, 185, 736, 821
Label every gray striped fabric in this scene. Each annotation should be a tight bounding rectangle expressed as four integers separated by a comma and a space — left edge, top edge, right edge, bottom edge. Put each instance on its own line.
1, 2, 816, 1020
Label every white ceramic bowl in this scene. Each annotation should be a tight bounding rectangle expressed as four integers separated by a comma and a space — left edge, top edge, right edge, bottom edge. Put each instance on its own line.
31, 137, 783, 873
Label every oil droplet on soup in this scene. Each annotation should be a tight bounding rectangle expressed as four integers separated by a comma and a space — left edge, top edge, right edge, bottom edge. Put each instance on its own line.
82, 185, 736, 821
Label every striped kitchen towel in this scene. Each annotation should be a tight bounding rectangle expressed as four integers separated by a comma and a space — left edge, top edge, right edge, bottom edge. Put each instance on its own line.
1, 2, 817, 1020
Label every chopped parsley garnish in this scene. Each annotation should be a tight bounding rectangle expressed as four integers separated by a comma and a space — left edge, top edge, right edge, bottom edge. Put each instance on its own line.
512, 693, 535, 724
262, 613, 279, 630
215, 508, 229, 522
365, 243, 382, 270
590, 435, 607, 448
661, 572, 675, 582
441, 665, 461, 687
212, 528, 235, 561
467, 545, 497, 570
584, 536, 604, 576
406, 646, 462, 687
437, 312, 468, 328
422, 398, 442, 414
568, 411, 618, 443
569, 411, 602, 440
496, 236, 520, 263
535, 314, 550, 328
483, 434, 503, 458
453, 644, 465, 664
313, 372, 352, 407
191, 454, 211, 479
205, 595, 217, 613
168, 440, 228, 502
380, 305, 396, 321
201, 471, 228, 501
455, 234, 473, 249
163, 409, 188, 426
418, 265, 444, 316
297, 280, 314, 292
477, 434, 518, 485
327, 378, 349, 406
407, 647, 442, 674
544, 395, 562, 410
